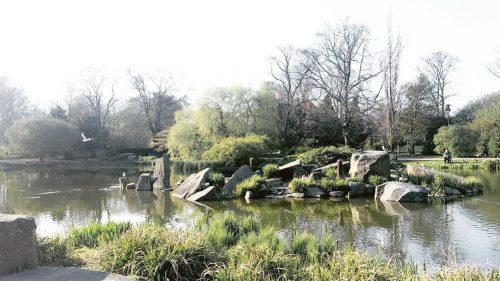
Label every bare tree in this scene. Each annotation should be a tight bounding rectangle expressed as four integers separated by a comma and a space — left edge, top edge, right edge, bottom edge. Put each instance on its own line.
488, 55, 500, 79
80, 73, 117, 134
382, 20, 403, 152
421, 51, 457, 116
304, 22, 381, 146
129, 71, 185, 135
0, 77, 30, 141
270, 46, 311, 147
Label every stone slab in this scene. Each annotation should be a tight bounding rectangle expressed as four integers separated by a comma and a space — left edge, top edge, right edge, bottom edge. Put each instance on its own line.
0, 266, 135, 281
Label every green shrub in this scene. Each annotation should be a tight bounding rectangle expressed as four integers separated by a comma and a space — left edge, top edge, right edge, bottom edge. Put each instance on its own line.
262, 164, 279, 178
68, 221, 132, 248
209, 172, 226, 191
348, 175, 364, 183
289, 178, 316, 193
99, 224, 217, 281
202, 135, 271, 166
433, 125, 479, 157
368, 175, 388, 186
297, 146, 353, 167
324, 168, 337, 179
37, 236, 82, 267
234, 175, 267, 197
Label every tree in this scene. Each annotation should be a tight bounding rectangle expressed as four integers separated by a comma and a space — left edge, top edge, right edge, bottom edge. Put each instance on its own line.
488, 54, 500, 79
76, 71, 117, 147
166, 110, 212, 160
422, 51, 457, 116
304, 22, 381, 146
5, 118, 80, 159
399, 74, 434, 154
110, 102, 152, 149
0, 77, 30, 142
433, 125, 479, 157
382, 21, 403, 152
129, 70, 185, 135
49, 105, 67, 120
270, 46, 311, 147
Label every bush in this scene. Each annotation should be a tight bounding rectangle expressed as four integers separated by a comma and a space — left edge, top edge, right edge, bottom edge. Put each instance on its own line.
99, 224, 217, 281
289, 178, 316, 193
433, 125, 479, 157
324, 168, 337, 179
234, 175, 267, 197
5, 117, 80, 158
262, 164, 279, 178
297, 146, 353, 167
202, 135, 271, 166
209, 172, 226, 191
68, 221, 132, 248
368, 175, 388, 186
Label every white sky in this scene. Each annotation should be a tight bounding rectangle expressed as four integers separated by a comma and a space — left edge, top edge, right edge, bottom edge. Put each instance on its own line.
0, 0, 499, 111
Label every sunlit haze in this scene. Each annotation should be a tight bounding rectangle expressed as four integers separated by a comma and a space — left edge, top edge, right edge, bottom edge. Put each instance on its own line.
0, 0, 499, 110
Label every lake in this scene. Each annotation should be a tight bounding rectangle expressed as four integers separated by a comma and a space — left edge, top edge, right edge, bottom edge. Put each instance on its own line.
1, 167, 499, 271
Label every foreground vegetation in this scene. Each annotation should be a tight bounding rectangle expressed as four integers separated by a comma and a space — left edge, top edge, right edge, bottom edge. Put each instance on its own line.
38, 212, 499, 281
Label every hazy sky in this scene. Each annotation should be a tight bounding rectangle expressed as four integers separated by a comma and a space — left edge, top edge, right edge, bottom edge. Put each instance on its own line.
0, 0, 499, 111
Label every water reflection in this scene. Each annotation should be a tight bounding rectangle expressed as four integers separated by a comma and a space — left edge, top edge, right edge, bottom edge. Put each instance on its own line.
0, 168, 499, 270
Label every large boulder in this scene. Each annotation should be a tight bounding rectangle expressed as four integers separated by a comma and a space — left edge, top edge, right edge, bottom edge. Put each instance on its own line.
153, 154, 170, 189
187, 186, 217, 201
349, 150, 390, 180
376, 181, 428, 202
136, 173, 153, 191
0, 214, 37, 276
221, 165, 253, 196
304, 186, 327, 198
174, 168, 211, 199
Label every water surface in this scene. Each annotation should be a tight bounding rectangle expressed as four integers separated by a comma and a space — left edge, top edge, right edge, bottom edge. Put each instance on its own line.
1, 167, 499, 271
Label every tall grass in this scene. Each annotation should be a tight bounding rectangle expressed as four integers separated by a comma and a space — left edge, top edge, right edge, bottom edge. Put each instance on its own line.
99, 224, 218, 281
38, 213, 500, 281
68, 221, 132, 248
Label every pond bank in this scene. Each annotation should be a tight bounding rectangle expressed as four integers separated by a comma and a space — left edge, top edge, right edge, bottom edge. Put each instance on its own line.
35, 212, 499, 281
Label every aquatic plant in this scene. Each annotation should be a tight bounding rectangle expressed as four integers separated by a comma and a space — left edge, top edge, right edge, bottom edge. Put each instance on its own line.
197, 211, 260, 248
262, 164, 279, 178
68, 221, 132, 248
234, 175, 267, 197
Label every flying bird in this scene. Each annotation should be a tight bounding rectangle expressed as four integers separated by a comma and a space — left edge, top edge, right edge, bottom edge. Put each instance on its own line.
81, 132, 95, 143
